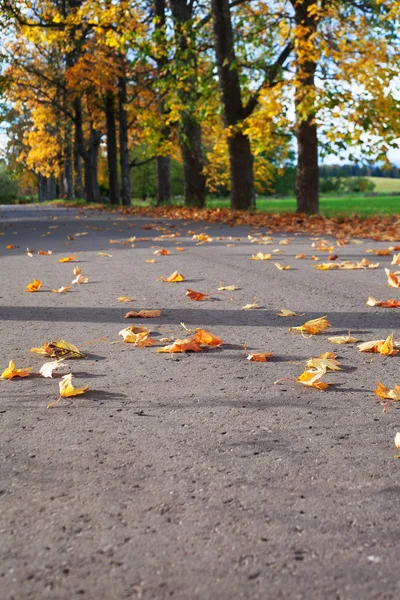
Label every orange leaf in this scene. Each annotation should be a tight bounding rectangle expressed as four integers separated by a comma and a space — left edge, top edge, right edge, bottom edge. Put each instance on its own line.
157, 338, 202, 353
385, 268, 400, 288
1, 360, 31, 379
289, 316, 331, 335
124, 310, 161, 318
38, 250, 52, 255
52, 286, 71, 293
246, 352, 273, 362
25, 278, 42, 292
186, 289, 207, 301
154, 248, 170, 255
58, 254, 75, 263
296, 370, 330, 390
192, 329, 223, 347
357, 334, 398, 356
160, 271, 184, 283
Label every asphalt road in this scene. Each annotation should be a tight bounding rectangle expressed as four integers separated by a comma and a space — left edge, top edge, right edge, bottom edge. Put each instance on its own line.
0, 204, 399, 600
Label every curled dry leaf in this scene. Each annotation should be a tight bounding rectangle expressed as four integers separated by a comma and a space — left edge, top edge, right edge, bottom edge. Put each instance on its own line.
38, 250, 52, 255
58, 254, 75, 263
395, 432, 400, 449
161, 271, 185, 283
157, 338, 202, 353
328, 332, 359, 344
306, 356, 341, 373
357, 334, 398, 356
391, 253, 400, 266
98, 252, 112, 257
39, 359, 65, 378
52, 286, 71, 293
124, 310, 161, 318
117, 296, 135, 302
47, 373, 90, 408
246, 352, 273, 362
192, 329, 223, 347
373, 381, 400, 412
26, 248, 33, 257
186, 289, 207, 301
274, 263, 291, 270
218, 284, 238, 291
6, 244, 15, 249
72, 274, 88, 284
154, 249, 170, 255
289, 316, 331, 335
367, 296, 400, 308
277, 309, 297, 317
193, 233, 213, 243
385, 268, 400, 288
73, 266, 81, 276
242, 302, 260, 310
251, 252, 271, 261
367, 248, 391, 256
296, 370, 330, 390
25, 278, 42, 292
1, 360, 31, 379
119, 326, 157, 346
295, 254, 305, 259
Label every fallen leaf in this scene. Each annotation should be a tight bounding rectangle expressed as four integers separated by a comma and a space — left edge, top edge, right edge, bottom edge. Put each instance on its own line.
367, 248, 391, 256
367, 296, 400, 308
47, 373, 89, 408
73, 266, 82, 276
72, 274, 88, 284
193, 233, 213, 243
295, 254, 305, 259
395, 432, 400, 449
186, 289, 207, 301
251, 252, 271, 260
357, 334, 398, 356
391, 253, 400, 266
176, 247, 185, 251
1, 360, 31, 379
154, 248, 170, 255
274, 262, 291, 270
289, 316, 331, 335
45, 340, 85, 359
157, 338, 202, 353
38, 250, 52, 255
328, 332, 359, 344
160, 271, 184, 283
373, 381, 400, 412
218, 284, 238, 291
385, 268, 400, 288
124, 310, 161, 318
192, 329, 223, 347
52, 286, 71, 293
277, 309, 297, 317
25, 278, 42, 292
247, 352, 273, 362
296, 370, 330, 390
39, 359, 65, 378
58, 254, 75, 263
145, 259, 156, 264
26, 248, 33, 257
306, 356, 341, 373
117, 296, 135, 302
242, 302, 260, 310
98, 252, 112, 257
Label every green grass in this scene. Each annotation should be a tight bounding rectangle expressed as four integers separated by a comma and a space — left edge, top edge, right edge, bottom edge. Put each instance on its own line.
206, 194, 400, 216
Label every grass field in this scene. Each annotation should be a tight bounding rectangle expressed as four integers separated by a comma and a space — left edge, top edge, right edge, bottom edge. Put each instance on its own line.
367, 177, 400, 193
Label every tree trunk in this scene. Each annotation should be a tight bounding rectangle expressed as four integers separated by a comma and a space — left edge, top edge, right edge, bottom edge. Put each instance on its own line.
211, 0, 254, 210
118, 67, 132, 206
156, 156, 171, 205
63, 123, 73, 199
293, 0, 319, 214
180, 115, 206, 207
105, 91, 120, 205
84, 138, 100, 203
38, 175, 57, 201
74, 139, 84, 199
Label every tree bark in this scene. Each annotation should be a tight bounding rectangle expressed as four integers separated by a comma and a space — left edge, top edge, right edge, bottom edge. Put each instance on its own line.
62, 122, 73, 199
105, 91, 120, 205
170, 0, 206, 207
156, 156, 171, 205
211, 0, 254, 210
38, 175, 57, 201
293, 0, 319, 214
74, 98, 100, 202
73, 136, 84, 199
118, 65, 132, 206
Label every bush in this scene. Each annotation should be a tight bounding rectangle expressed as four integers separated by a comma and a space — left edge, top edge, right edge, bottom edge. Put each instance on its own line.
0, 163, 18, 202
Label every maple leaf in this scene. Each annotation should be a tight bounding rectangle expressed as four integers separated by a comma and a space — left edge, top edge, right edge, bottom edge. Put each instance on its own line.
160, 271, 184, 283
72, 274, 89, 284
277, 309, 297, 317
47, 374, 90, 408
193, 233, 213, 243
328, 332, 359, 344
25, 278, 42, 292
296, 370, 330, 390
385, 268, 400, 288
58, 254, 75, 263
1, 360, 31, 379
118, 326, 157, 346
289, 316, 331, 335
373, 381, 400, 412
52, 286, 71, 293
124, 310, 161, 318
391, 253, 400, 266
357, 334, 398, 356
192, 329, 223, 347
117, 296, 135, 302
73, 266, 81, 276
251, 252, 271, 260
367, 296, 400, 308
38, 250, 52, 255
39, 359, 65, 378
246, 352, 273, 362
45, 340, 85, 359
274, 263, 291, 270
186, 289, 207, 301
157, 338, 202, 353
306, 356, 341, 373
367, 248, 391, 256
154, 248, 170, 255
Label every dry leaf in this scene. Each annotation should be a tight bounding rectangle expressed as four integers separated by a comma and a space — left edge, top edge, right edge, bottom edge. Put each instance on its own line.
73, 266, 81, 276
161, 271, 184, 283
98, 252, 112, 257
157, 338, 202, 353
52, 286, 71, 293
124, 310, 161, 318
391, 253, 400, 266
26, 248, 33, 257
295, 254, 305, 259
45, 340, 85, 359
117, 296, 135, 302
385, 268, 400, 288
296, 370, 330, 390
154, 249, 170, 255
6, 244, 15, 249
218, 285, 238, 291
277, 309, 297, 317
395, 432, 400, 449
25, 278, 42, 292
186, 289, 207, 301
306, 356, 341, 373
357, 334, 398, 356
58, 254, 75, 263
274, 262, 291, 270
145, 259, 156, 264
242, 302, 260, 310
39, 359, 65, 378
193, 233, 213, 243
1, 360, 31, 379
246, 352, 273, 362
251, 252, 271, 261
47, 373, 89, 408
193, 329, 223, 347
72, 274, 88, 284
38, 250, 52, 255
328, 332, 359, 344
289, 316, 331, 335
367, 296, 400, 308
367, 248, 392, 256
373, 381, 400, 412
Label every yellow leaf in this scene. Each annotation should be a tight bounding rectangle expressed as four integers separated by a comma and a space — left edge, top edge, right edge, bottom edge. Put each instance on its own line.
242, 302, 260, 310
52, 286, 71, 293
250, 252, 271, 260
218, 284, 239, 291
246, 352, 273, 362
1, 360, 31, 379
98, 252, 112, 257
161, 271, 184, 283
277, 309, 297, 317
145, 259, 156, 263
25, 278, 42, 292
117, 296, 135, 302
73, 266, 82, 276
47, 374, 89, 407
58, 254, 75, 263
391, 253, 400, 266
274, 262, 291, 270
395, 432, 400, 449
45, 340, 85, 359
306, 357, 341, 373
358, 334, 398, 356
385, 268, 400, 288
289, 316, 331, 335
72, 274, 88, 284
374, 381, 400, 401
328, 332, 359, 344
296, 370, 330, 390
